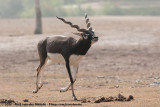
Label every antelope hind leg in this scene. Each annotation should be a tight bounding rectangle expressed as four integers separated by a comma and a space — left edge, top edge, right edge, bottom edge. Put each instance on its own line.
33, 67, 41, 93
33, 65, 44, 93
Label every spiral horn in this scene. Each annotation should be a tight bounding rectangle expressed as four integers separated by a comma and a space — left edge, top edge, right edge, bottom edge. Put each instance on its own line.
85, 13, 92, 31
57, 16, 87, 32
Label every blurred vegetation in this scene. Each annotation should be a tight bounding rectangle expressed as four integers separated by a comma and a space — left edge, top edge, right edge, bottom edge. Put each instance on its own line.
0, 0, 160, 18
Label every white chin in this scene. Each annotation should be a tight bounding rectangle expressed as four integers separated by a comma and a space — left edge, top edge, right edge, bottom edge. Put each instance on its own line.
91, 40, 97, 45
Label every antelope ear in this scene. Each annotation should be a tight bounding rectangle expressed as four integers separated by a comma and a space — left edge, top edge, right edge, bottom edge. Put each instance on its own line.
72, 32, 82, 37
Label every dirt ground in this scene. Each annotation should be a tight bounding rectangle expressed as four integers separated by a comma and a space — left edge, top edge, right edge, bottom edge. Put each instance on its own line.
0, 16, 160, 107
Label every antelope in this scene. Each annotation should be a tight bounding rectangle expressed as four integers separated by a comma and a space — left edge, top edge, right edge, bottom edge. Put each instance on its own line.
33, 13, 98, 100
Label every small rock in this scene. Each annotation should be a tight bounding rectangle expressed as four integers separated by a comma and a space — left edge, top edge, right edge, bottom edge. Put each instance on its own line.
94, 94, 134, 103
94, 97, 105, 103
81, 99, 91, 103
97, 76, 105, 78
153, 82, 160, 84
23, 99, 29, 102
115, 85, 119, 88
0, 99, 16, 104
149, 83, 155, 86
127, 95, 134, 101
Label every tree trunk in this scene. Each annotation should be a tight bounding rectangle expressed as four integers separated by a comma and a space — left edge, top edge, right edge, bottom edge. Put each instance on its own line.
34, 0, 42, 34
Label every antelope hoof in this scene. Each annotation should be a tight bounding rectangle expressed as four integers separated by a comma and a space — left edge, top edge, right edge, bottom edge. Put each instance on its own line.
38, 83, 43, 89
73, 96, 78, 101
60, 88, 67, 93
32, 89, 38, 93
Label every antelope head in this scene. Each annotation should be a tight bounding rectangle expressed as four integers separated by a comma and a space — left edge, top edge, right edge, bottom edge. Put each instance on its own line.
56, 13, 98, 44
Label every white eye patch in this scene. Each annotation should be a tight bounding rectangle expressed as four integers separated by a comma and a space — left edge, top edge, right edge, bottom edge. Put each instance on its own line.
83, 34, 88, 39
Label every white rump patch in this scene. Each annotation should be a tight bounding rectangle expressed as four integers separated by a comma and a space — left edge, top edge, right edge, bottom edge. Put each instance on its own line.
47, 53, 84, 65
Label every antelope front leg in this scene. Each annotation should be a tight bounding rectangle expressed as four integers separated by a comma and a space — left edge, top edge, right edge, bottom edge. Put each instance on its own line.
65, 59, 77, 100
60, 64, 79, 92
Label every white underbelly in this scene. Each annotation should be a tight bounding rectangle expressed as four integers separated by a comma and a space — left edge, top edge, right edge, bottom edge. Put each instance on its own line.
47, 53, 84, 65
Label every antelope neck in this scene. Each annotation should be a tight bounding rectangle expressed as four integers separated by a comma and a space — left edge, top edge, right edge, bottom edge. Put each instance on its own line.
72, 39, 91, 55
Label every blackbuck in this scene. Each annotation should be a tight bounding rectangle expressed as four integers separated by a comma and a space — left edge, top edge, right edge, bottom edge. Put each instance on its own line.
33, 13, 98, 100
